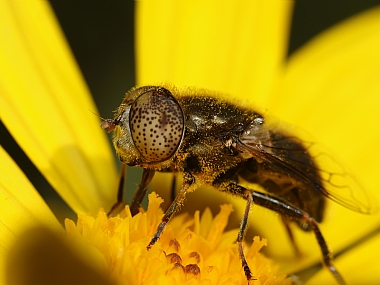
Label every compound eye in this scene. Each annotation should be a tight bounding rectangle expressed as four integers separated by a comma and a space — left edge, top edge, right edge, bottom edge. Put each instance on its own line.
129, 88, 184, 162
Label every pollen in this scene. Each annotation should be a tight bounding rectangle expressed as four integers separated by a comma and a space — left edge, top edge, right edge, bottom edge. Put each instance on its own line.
65, 193, 291, 285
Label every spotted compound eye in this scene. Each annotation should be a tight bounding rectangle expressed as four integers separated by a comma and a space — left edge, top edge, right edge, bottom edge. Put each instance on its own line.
129, 89, 185, 162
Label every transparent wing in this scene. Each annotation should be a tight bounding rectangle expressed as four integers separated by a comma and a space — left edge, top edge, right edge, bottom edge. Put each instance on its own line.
237, 123, 376, 215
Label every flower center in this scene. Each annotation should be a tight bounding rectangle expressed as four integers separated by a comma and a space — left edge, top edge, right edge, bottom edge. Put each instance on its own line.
64, 192, 290, 285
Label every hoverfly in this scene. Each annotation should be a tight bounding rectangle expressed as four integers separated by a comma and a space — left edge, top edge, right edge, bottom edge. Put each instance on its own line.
101, 85, 374, 284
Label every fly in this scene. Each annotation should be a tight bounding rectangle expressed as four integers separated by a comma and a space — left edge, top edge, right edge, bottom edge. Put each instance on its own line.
101, 85, 374, 284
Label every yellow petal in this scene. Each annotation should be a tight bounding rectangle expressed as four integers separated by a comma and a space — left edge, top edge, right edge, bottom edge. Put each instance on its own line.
0, 0, 118, 214
0, 147, 62, 236
0, 146, 63, 283
306, 232, 380, 285
5, 226, 114, 285
136, 0, 293, 108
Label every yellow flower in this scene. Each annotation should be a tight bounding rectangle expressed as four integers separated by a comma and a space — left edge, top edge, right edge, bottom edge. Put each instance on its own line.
0, 1, 288, 284
1, 1, 380, 285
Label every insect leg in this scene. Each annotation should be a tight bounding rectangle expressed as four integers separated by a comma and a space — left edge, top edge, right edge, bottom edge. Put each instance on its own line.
108, 163, 127, 216
237, 187, 255, 281
170, 173, 177, 203
223, 183, 345, 285
147, 176, 193, 250
281, 217, 301, 257
249, 190, 346, 283
130, 168, 155, 216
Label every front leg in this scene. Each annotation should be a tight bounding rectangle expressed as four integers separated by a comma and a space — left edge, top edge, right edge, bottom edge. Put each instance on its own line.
130, 168, 155, 216
147, 173, 195, 249
108, 163, 127, 216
